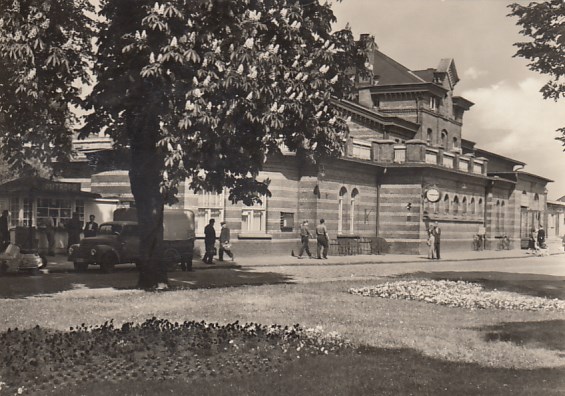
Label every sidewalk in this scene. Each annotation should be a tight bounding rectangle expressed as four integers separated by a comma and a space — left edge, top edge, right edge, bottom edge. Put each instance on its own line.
44, 248, 564, 272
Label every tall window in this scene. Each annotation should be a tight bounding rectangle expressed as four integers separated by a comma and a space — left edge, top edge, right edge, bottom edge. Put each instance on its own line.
430, 96, 438, 111
9, 197, 19, 227
350, 189, 359, 234
443, 194, 450, 214
495, 200, 501, 234
478, 198, 484, 217
462, 197, 467, 215
453, 196, 459, 215
241, 199, 266, 233
338, 187, 347, 233
196, 191, 224, 235
452, 137, 458, 149
470, 197, 475, 215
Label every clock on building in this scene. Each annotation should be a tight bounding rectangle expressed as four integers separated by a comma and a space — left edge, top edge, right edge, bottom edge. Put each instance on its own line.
425, 188, 441, 203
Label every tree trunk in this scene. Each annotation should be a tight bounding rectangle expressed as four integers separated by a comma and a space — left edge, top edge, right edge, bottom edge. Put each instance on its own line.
130, 146, 167, 289
127, 97, 167, 289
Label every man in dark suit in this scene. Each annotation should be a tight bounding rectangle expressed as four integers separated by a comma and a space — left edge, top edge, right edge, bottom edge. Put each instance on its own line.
202, 219, 216, 264
537, 225, 546, 249
0, 210, 10, 252
83, 215, 99, 238
433, 222, 442, 260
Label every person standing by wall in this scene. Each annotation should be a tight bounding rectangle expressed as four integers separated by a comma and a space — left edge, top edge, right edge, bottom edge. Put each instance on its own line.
202, 219, 216, 264
433, 222, 441, 260
84, 215, 98, 238
315, 218, 329, 260
83, 215, 99, 238
427, 225, 436, 259
537, 225, 546, 249
44, 216, 55, 256
0, 210, 10, 252
219, 221, 234, 261
296, 220, 314, 259
65, 212, 83, 251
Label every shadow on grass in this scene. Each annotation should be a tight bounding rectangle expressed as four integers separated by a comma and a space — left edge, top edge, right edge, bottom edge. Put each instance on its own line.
55, 346, 565, 396
0, 267, 294, 299
398, 271, 565, 300
480, 320, 565, 352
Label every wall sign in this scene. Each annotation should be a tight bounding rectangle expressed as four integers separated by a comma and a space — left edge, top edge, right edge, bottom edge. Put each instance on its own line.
425, 188, 441, 203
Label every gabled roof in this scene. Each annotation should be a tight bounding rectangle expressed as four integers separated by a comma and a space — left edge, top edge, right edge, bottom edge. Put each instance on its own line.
372, 50, 426, 85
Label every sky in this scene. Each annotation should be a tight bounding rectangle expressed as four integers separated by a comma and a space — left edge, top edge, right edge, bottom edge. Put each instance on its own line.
331, 0, 565, 200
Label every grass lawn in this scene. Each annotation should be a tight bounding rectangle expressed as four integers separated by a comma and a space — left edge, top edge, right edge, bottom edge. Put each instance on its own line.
1, 274, 564, 395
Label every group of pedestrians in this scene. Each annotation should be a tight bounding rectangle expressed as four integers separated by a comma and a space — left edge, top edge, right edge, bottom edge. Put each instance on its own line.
527, 224, 546, 254
426, 221, 442, 260
295, 218, 329, 260
202, 219, 234, 264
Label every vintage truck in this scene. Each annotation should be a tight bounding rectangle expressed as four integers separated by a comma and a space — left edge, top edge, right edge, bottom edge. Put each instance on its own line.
68, 208, 195, 273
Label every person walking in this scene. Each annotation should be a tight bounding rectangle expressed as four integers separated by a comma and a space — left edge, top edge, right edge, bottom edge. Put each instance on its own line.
433, 222, 441, 260
537, 225, 546, 249
65, 212, 83, 250
202, 219, 216, 264
219, 221, 234, 261
83, 215, 99, 238
315, 218, 329, 259
427, 225, 436, 259
296, 220, 314, 259
0, 210, 10, 252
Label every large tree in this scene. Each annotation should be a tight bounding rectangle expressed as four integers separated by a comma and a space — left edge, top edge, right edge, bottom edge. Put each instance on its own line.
0, 0, 94, 172
85, 0, 366, 288
1, 0, 367, 289
508, 0, 565, 146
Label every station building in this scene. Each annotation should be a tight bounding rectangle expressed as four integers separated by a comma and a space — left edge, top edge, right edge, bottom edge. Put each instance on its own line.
1, 36, 556, 256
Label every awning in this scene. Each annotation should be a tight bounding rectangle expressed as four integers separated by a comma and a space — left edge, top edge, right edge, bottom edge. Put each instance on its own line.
0, 176, 101, 198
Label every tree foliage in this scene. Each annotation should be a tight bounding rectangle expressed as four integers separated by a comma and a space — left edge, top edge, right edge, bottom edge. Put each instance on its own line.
508, 0, 565, 146
86, 0, 367, 205
0, 0, 94, 173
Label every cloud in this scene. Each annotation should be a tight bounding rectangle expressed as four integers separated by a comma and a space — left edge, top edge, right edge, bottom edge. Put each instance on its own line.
462, 77, 565, 199
462, 66, 487, 80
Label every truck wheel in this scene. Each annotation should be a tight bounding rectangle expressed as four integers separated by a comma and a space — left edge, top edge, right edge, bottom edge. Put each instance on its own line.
164, 249, 180, 271
74, 262, 89, 272
100, 253, 116, 273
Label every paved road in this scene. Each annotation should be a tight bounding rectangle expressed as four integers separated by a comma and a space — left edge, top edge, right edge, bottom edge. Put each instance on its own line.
0, 253, 563, 299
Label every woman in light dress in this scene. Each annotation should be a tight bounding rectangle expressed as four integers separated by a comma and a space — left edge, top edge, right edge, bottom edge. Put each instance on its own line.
427, 225, 436, 259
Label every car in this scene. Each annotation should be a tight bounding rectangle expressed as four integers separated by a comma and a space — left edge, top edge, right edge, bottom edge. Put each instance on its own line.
68, 209, 195, 273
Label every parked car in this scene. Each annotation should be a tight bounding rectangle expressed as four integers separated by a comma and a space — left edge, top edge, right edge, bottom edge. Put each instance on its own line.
0, 243, 45, 275
68, 209, 195, 273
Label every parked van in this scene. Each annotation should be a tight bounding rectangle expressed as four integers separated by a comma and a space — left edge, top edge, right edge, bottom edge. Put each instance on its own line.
68, 208, 195, 273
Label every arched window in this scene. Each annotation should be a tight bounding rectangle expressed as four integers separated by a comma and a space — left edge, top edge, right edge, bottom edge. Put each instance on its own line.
443, 194, 450, 214
350, 189, 359, 234
453, 196, 459, 215
470, 197, 475, 215
338, 187, 347, 233
462, 197, 467, 215
441, 130, 448, 148
534, 193, 540, 211
426, 128, 433, 145
478, 198, 484, 217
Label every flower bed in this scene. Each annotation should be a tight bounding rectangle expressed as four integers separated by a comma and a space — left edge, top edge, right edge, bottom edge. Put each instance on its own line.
349, 280, 565, 312
0, 319, 350, 396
